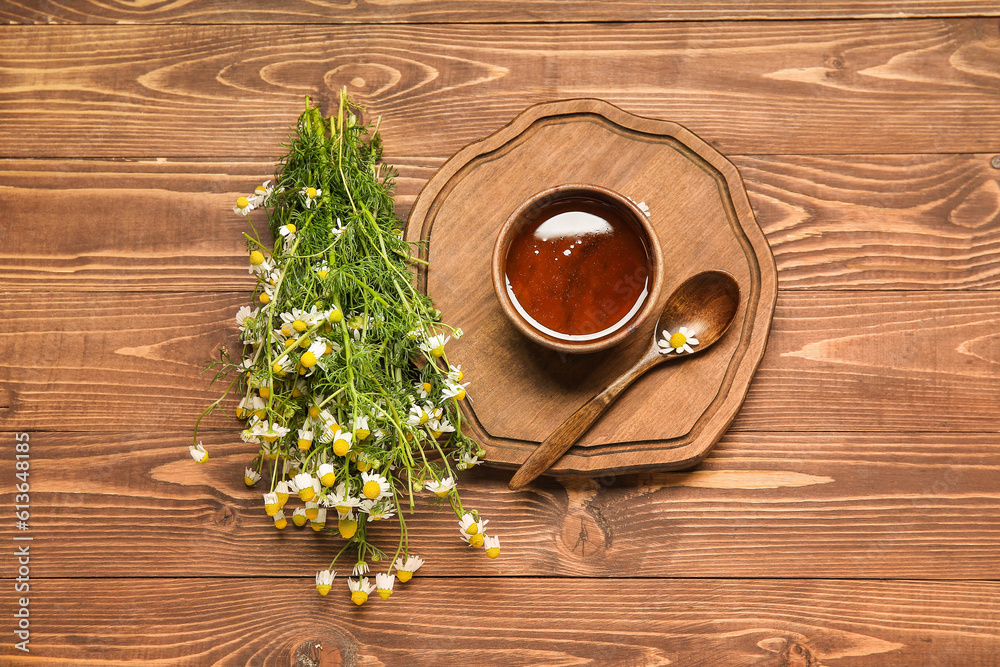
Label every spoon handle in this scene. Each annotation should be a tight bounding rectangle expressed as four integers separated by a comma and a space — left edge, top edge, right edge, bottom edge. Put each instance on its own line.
508, 352, 661, 490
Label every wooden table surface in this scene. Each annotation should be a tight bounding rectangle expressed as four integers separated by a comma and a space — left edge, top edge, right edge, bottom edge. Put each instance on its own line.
2, 3, 1000, 665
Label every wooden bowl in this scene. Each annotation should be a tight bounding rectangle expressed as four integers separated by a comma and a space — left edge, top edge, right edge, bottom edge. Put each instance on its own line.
491, 184, 664, 354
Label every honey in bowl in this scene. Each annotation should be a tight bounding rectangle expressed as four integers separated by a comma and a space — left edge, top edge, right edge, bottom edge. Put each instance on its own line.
503, 191, 653, 343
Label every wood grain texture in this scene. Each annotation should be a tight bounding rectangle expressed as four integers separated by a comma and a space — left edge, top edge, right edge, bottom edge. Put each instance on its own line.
3, 0, 1000, 24
1, 577, 997, 665
2, 291, 999, 433
2, 20, 1000, 158
2, 431, 997, 580
3, 153, 999, 291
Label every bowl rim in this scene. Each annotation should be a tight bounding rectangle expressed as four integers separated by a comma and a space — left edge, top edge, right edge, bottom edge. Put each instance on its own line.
491, 183, 665, 355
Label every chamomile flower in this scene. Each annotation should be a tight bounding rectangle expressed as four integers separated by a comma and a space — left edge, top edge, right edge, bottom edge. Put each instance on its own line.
300, 339, 326, 369
415, 381, 432, 399
237, 395, 266, 420
456, 452, 481, 471
243, 468, 260, 486
360, 472, 390, 500
315, 262, 330, 279
270, 357, 293, 377
292, 507, 308, 527
297, 428, 314, 451
318, 462, 337, 487
274, 480, 291, 506
441, 378, 470, 401
300, 186, 321, 209
348, 577, 375, 606
272, 510, 288, 529
249, 257, 273, 277
427, 417, 455, 439
407, 403, 429, 426
235, 305, 259, 333
375, 573, 395, 600
425, 476, 456, 497
325, 484, 362, 515
315, 569, 336, 596
278, 223, 297, 241
251, 420, 290, 443
233, 195, 254, 216
305, 501, 320, 521
338, 510, 358, 539
484, 535, 501, 558
310, 508, 327, 530
250, 180, 273, 207
447, 364, 464, 382
393, 555, 424, 583
361, 499, 395, 522
658, 326, 699, 355
189, 442, 208, 464
458, 513, 488, 547
294, 473, 320, 502
331, 429, 353, 457
332, 217, 347, 238
353, 561, 369, 576
263, 492, 280, 516
353, 415, 371, 440
420, 333, 450, 358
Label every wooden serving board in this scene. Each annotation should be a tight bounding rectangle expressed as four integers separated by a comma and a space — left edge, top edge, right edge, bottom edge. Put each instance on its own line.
406, 98, 777, 476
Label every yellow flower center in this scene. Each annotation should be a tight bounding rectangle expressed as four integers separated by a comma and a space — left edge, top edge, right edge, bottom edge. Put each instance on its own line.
455, 370, 464, 381
355, 428, 370, 440
455, 388, 466, 401
356, 460, 371, 472
243, 476, 256, 486
305, 506, 319, 520
236, 196, 249, 209
318, 269, 329, 279
259, 293, 270, 304
299, 486, 316, 502
669, 332, 687, 348
249, 250, 265, 265
272, 361, 285, 374
291, 386, 303, 398
464, 523, 479, 536
286, 223, 297, 234
351, 590, 368, 606
309, 406, 320, 419
297, 439, 312, 451
280, 323, 292, 336
300, 351, 318, 368
430, 345, 445, 358
339, 519, 358, 539
434, 489, 448, 498
258, 387, 270, 400
307, 187, 317, 199
316, 584, 331, 596
273, 516, 287, 529
292, 319, 307, 332
418, 412, 428, 426
320, 471, 336, 486
377, 589, 392, 601
362, 480, 381, 499
298, 336, 311, 349
328, 309, 343, 323
264, 503, 279, 516
486, 547, 500, 559
468, 533, 484, 548
333, 439, 351, 457
396, 570, 413, 583
310, 521, 324, 531
292, 513, 307, 527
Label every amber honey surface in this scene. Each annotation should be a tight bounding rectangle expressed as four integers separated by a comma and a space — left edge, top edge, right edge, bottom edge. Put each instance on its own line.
504, 196, 650, 341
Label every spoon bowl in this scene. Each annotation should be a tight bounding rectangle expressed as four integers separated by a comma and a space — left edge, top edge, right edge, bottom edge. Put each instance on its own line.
508, 270, 741, 490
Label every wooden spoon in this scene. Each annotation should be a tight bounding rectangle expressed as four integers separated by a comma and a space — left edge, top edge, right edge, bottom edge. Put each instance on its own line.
508, 270, 741, 491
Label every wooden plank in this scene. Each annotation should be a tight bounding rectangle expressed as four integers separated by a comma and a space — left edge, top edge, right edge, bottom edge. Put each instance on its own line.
2, 20, 1000, 158
1, 431, 997, 579
3, 153, 1000, 292
1, 577, 997, 665
1, 291, 999, 433
3, 1, 999, 25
